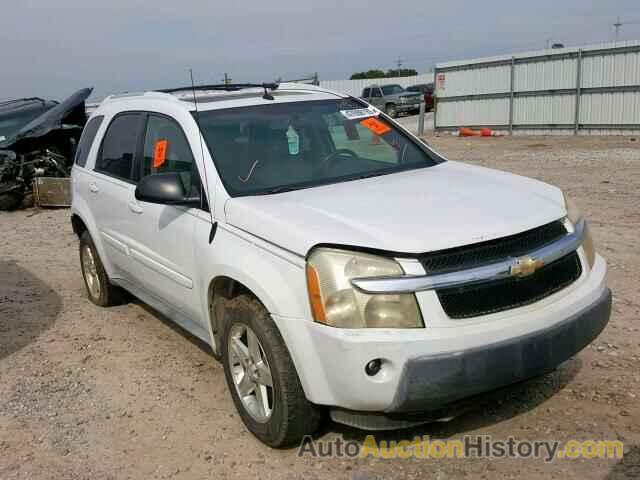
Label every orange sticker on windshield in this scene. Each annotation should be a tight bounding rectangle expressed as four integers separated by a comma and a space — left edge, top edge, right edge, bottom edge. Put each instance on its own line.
360, 117, 391, 136
153, 139, 168, 168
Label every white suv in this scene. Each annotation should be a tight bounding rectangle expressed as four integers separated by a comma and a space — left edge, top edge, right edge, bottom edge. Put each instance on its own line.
71, 83, 610, 447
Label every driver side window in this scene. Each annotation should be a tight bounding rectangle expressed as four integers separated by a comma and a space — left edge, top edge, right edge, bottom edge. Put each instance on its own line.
141, 114, 200, 198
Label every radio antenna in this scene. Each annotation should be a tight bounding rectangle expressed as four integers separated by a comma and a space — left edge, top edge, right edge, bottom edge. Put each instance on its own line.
189, 69, 217, 243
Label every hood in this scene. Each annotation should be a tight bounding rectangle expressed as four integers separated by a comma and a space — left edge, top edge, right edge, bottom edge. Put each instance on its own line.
0, 88, 92, 149
225, 161, 567, 257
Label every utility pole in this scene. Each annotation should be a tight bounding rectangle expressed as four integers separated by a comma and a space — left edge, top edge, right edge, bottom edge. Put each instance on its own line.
396, 57, 403, 70
222, 73, 232, 85
614, 17, 623, 43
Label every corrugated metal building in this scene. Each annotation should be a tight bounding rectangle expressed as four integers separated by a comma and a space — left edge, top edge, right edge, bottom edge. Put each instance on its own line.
434, 40, 640, 135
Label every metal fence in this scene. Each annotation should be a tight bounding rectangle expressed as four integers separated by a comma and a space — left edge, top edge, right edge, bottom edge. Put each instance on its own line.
320, 73, 435, 98
434, 40, 640, 135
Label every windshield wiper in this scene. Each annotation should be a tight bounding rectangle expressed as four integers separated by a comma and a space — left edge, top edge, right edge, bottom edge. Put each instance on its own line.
352, 171, 388, 181
258, 186, 300, 195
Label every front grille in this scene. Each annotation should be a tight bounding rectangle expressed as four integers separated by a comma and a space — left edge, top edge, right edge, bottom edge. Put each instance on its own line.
418, 221, 567, 275
437, 252, 582, 319
417, 220, 581, 319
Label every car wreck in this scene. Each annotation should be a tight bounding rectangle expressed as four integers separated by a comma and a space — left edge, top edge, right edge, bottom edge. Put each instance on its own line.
0, 88, 92, 210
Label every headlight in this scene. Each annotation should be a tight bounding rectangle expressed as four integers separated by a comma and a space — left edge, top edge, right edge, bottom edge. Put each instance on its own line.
563, 192, 596, 268
306, 248, 423, 328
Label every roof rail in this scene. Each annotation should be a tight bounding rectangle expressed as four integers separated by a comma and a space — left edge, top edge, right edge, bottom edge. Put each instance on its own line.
156, 83, 279, 94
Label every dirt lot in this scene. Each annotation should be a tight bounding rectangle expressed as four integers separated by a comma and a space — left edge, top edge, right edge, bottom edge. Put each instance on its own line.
1, 136, 638, 479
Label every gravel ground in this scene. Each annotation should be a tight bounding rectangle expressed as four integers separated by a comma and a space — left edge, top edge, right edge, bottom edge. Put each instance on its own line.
1, 135, 638, 479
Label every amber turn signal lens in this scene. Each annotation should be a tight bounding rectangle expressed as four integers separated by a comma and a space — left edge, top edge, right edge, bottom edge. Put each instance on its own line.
306, 264, 326, 324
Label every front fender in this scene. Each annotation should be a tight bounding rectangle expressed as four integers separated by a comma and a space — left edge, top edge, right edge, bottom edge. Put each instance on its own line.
195, 223, 311, 320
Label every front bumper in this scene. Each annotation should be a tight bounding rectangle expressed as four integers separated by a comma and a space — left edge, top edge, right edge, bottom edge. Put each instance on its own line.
396, 103, 421, 112
388, 287, 611, 412
275, 252, 609, 413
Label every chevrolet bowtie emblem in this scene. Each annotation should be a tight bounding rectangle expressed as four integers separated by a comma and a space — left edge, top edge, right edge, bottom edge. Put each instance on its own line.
510, 256, 545, 278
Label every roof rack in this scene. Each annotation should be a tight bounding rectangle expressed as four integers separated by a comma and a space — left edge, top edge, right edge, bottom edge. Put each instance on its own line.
156, 83, 279, 94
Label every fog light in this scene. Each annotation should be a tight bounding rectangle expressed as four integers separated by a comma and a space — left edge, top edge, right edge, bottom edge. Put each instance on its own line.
365, 359, 382, 376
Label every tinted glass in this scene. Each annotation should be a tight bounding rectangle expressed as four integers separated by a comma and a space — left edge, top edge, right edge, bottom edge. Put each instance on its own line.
97, 113, 141, 181
197, 99, 440, 197
362, 88, 371, 98
371, 88, 382, 98
142, 114, 199, 197
381, 85, 404, 95
74, 115, 104, 167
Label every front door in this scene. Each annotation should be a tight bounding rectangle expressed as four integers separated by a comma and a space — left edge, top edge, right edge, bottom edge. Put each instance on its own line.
124, 113, 205, 323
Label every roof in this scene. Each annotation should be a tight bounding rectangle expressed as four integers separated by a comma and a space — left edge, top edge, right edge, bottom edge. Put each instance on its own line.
436, 39, 640, 69
98, 83, 347, 113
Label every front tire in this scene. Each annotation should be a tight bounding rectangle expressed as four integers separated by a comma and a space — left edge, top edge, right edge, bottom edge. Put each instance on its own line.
221, 295, 322, 447
79, 231, 126, 307
385, 103, 397, 118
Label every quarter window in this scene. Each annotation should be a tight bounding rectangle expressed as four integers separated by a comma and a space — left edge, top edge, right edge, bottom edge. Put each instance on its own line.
74, 115, 104, 167
141, 115, 199, 197
96, 113, 142, 181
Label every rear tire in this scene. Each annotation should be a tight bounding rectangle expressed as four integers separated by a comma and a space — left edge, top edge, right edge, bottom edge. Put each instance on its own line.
79, 231, 126, 307
221, 294, 323, 447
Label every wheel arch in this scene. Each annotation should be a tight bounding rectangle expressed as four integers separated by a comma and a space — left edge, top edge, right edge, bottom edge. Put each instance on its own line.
71, 213, 88, 238
205, 274, 274, 356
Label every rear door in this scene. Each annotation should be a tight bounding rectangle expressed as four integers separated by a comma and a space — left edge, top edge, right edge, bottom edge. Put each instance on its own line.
87, 112, 145, 281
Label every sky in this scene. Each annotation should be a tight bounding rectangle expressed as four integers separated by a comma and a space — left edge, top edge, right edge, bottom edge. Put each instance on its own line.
2, 0, 640, 102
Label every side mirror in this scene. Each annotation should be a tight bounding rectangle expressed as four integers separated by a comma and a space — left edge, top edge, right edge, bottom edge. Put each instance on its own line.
135, 172, 200, 207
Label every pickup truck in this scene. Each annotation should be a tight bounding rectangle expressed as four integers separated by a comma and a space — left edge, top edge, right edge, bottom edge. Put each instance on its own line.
361, 84, 422, 117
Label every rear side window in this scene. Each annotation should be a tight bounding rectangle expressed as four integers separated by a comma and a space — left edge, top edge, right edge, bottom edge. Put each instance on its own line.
362, 88, 371, 98
371, 88, 382, 98
74, 115, 104, 167
96, 113, 143, 181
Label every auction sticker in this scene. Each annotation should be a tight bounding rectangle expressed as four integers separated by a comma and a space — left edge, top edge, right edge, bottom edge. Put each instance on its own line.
360, 117, 391, 136
340, 106, 378, 120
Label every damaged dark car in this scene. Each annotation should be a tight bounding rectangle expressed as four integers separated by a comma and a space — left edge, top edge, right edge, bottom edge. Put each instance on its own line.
0, 88, 92, 210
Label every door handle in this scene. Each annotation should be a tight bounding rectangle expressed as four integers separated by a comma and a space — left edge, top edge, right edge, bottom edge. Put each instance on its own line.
89, 183, 99, 193
128, 201, 143, 214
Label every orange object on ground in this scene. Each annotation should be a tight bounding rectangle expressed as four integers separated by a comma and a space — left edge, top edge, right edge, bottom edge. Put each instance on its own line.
459, 127, 499, 137
459, 127, 481, 137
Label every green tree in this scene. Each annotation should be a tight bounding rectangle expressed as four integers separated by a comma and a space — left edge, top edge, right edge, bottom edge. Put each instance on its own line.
349, 69, 386, 80
385, 68, 418, 78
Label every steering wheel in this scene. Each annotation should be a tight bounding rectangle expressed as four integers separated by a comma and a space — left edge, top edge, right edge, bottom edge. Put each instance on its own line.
321, 148, 359, 171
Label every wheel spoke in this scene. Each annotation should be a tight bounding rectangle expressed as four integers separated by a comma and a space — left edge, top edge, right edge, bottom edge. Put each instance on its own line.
254, 360, 273, 387
227, 323, 275, 422
247, 329, 261, 362
255, 384, 271, 417
237, 372, 255, 397
230, 335, 250, 366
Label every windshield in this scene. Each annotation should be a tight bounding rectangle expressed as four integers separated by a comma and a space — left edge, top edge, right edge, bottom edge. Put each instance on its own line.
381, 85, 405, 95
196, 98, 441, 197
